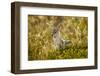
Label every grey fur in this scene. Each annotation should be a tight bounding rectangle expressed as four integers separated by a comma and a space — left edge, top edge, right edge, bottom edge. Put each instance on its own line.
52, 26, 71, 50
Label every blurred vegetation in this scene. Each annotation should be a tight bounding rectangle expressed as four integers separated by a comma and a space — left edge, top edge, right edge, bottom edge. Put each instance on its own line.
28, 15, 88, 60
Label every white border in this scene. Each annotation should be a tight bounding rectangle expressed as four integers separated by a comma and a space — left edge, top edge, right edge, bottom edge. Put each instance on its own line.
20, 6, 95, 70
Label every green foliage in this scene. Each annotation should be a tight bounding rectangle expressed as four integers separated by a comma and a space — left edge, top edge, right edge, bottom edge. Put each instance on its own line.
28, 15, 88, 60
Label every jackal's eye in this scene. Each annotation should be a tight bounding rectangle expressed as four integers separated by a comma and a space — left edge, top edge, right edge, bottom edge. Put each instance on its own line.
53, 30, 57, 34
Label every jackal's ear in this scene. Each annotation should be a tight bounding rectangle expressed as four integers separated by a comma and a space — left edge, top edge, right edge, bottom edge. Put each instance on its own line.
56, 24, 61, 29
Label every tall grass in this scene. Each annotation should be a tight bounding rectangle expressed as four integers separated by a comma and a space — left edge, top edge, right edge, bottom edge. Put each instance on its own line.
28, 15, 88, 60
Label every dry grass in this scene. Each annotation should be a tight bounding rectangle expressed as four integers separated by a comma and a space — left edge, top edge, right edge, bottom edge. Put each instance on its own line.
28, 15, 88, 60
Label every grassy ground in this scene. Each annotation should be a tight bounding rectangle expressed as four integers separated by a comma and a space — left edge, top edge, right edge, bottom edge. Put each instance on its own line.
28, 15, 88, 60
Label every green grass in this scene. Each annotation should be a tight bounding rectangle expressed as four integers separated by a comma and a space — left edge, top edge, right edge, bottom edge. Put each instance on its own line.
28, 15, 88, 60
47, 47, 88, 59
